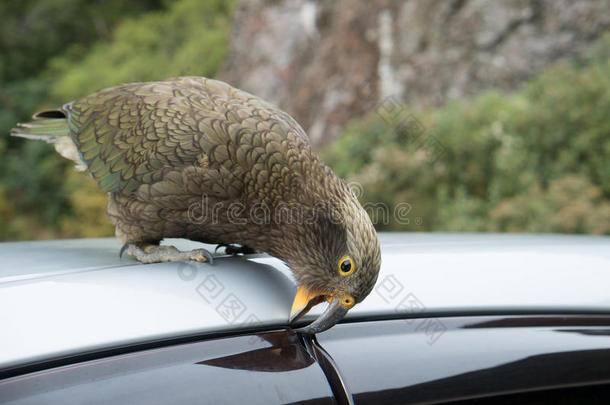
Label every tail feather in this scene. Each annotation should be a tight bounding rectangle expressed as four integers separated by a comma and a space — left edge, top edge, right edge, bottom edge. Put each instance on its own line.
11, 119, 69, 138
11, 112, 87, 171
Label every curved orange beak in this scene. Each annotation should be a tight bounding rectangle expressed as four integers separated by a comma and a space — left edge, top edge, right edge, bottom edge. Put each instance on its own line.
289, 285, 331, 322
290, 285, 352, 334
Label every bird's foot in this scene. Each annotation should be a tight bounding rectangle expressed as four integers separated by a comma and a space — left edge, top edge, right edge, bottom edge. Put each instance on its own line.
215, 243, 257, 255
120, 243, 214, 264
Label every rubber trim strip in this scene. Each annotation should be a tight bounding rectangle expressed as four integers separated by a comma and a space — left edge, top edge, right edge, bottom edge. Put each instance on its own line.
301, 334, 354, 405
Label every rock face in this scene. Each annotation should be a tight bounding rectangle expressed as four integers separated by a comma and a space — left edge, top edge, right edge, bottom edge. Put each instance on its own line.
218, 0, 610, 147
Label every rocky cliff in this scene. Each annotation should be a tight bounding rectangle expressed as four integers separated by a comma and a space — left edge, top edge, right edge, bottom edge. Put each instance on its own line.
218, 0, 610, 147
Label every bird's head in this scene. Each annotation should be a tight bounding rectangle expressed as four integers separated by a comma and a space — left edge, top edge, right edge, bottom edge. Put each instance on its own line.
283, 188, 381, 334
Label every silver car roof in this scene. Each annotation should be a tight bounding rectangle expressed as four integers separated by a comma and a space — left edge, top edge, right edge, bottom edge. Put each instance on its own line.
1, 233, 609, 370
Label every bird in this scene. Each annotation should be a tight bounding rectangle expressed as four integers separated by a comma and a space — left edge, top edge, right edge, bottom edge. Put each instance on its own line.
11, 76, 381, 334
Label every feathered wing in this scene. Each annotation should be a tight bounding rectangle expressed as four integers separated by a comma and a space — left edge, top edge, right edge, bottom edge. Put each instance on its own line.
68, 78, 212, 194
12, 77, 313, 205
69, 77, 313, 202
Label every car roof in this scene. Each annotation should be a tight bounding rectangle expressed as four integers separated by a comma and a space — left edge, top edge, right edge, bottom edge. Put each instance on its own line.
1, 233, 609, 371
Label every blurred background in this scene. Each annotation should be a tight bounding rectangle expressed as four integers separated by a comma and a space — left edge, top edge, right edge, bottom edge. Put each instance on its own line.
1, 0, 609, 241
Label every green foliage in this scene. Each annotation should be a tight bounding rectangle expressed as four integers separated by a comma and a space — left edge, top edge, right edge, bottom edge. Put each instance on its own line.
0, 0, 163, 145
59, 170, 115, 238
48, 0, 233, 101
4, 142, 71, 223
0, 184, 14, 238
0, 0, 233, 240
488, 176, 610, 234
0, 0, 163, 82
0, 0, 163, 240
325, 33, 610, 234
1, 1, 607, 240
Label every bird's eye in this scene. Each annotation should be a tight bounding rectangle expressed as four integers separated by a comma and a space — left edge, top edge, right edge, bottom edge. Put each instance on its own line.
338, 256, 355, 276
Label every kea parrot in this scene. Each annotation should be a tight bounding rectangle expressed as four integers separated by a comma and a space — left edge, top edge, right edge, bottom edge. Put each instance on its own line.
11, 77, 381, 334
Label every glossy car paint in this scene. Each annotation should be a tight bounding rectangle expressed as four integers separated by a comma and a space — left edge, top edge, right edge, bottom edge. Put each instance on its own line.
3, 315, 610, 404
1, 234, 609, 373
0, 238, 296, 371
0, 331, 334, 405
317, 315, 610, 404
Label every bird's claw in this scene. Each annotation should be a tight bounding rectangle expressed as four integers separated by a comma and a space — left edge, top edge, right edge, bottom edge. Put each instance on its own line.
120, 243, 214, 264
188, 248, 214, 264
119, 243, 130, 259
